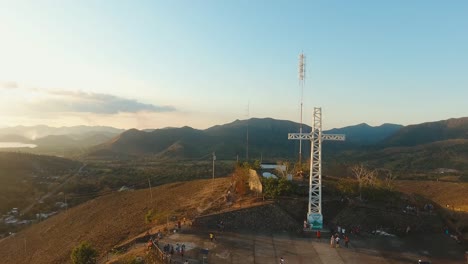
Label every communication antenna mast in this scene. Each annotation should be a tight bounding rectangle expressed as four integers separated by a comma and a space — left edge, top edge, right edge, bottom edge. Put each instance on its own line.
298, 53, 306, 166
246, 101, 250, 162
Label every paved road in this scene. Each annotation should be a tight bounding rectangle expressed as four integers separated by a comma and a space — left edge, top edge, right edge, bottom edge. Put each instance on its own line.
159, 230, 465, 264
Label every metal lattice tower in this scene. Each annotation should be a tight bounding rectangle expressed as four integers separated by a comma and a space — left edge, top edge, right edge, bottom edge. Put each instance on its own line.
298, 53, 306, 166
288, 107, 345, 229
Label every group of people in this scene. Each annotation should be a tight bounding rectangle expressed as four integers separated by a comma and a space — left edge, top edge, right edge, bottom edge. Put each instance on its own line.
162, 243, 186, 257
330, 232, 350, 248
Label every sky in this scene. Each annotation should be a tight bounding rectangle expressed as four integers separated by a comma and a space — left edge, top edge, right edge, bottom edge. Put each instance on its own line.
0, 0, 467, 130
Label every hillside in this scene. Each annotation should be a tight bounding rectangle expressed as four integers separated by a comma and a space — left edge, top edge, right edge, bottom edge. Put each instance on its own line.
327, 117, 468, 174
0, 152, 81, 214
1, 175, 465, 264
0, 178, 231, 264
327, 122, 402, 145
335, 139, 468, 174
395, 180, 468, 212
383, 117, 468, 147
395, 180, 468, 240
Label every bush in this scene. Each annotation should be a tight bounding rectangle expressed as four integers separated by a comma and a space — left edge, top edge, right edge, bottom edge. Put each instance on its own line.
262, 177, 293, 199
145, 209, 154, 223
71, 241, 98, 264
361, 187, 399, 203
336, 178, 358, 196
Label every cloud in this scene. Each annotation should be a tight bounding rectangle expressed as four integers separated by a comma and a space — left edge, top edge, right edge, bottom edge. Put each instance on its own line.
30, 90, 176, 114
0, 81, 18, 89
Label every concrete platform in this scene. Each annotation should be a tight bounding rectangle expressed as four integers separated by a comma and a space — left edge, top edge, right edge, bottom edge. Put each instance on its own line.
158, 230, 465, 264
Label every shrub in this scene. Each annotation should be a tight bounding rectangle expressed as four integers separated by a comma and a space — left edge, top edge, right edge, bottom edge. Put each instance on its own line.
71, 241, 98, 264
145, 209, 154, 223
262, 177, 293, 199
336, 178, 358, 196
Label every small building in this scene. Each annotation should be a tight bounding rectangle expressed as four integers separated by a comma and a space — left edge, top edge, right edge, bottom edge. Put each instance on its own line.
260, 164, 286, 172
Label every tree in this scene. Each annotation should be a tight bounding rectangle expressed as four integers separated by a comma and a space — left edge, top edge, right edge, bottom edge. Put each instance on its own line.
71, 241, 98, 264
251, 159, 261, 170
350, 164, 377, 200
378, 168, 397, 190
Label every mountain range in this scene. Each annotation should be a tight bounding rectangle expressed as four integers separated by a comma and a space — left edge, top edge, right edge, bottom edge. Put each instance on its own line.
85, 118, 402, 160
1, 117, 467, 173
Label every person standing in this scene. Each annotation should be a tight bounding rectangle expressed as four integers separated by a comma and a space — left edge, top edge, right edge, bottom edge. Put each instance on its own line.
335, 236, 341, 248
330, 235, 335, 248
344, 235, 349, 248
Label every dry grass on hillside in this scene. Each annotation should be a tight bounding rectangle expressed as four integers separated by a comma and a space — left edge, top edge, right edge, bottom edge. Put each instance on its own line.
395, 180, 468, 240
0, 177, 231, 264
395, 180, 468, 212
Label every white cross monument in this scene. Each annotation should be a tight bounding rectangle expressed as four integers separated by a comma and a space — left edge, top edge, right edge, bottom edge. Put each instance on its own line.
288, 107, 345, 229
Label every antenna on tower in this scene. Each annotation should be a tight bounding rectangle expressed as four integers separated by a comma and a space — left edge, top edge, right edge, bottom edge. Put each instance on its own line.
298, 52, 306, 166
246, 101, 250, 162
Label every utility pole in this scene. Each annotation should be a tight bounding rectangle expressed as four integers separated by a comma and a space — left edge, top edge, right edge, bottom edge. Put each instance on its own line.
212, 152, 216, 181
148, 178, 153, 203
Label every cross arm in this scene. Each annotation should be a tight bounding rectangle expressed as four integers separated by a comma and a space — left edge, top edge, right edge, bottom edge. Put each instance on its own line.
322, 134, 345, 141
288, 133, 312, 140
288, 133, 346, 141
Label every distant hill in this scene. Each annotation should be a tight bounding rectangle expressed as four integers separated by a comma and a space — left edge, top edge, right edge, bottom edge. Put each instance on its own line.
0, 125, 124, 140
0, 126, 124, 157
383, 117, 468, 147
87, 118, 306, 160
86, 118, 401, 160
327, 123, 402, 145
331, 117, 468, 173
0, 134, 31, 142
